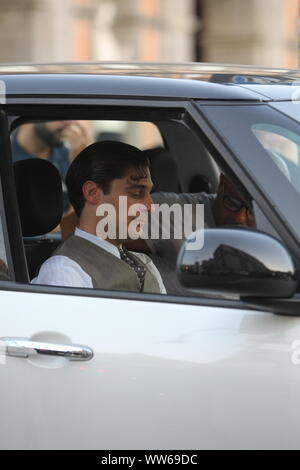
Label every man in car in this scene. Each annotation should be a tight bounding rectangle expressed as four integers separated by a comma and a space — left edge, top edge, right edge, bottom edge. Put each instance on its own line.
11, 120, 91, 212
59, 167, 255, 294
11, 121, 91, 176
146, 172, 255, 253
32, 141, 166, 294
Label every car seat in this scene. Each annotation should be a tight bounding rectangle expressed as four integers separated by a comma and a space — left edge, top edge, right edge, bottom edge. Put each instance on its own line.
144, 147, 179, 193
13, 158, 63, 279
188, 174, 212, 193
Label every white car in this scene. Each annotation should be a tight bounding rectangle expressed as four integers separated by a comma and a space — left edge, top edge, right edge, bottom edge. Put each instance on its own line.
0, 62, 300, 450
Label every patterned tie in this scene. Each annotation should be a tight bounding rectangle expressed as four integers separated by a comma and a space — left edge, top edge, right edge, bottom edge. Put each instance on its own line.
118, 245, 146, 291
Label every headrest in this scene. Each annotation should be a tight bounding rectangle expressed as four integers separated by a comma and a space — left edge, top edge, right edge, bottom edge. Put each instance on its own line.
14, 158, 63, 237
144, 147, 179, 193
189, 174, 212, 194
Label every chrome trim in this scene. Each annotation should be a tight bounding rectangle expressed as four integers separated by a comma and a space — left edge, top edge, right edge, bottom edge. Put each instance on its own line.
0, 337, 94, 361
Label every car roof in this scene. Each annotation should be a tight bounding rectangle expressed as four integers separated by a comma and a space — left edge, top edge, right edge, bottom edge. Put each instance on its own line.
0, 62, 299, 102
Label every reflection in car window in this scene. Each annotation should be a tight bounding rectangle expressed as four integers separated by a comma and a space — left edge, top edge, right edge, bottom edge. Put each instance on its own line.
198, 102, 300, 243
252, 123, 300, 194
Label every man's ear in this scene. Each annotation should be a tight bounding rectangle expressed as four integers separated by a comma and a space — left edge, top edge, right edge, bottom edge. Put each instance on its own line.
82, 180, 103, 206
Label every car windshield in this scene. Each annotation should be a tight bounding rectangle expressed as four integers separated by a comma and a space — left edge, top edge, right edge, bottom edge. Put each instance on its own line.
197, 101, 300, 241
257, 101, 300, 195
252, 122, 300, 195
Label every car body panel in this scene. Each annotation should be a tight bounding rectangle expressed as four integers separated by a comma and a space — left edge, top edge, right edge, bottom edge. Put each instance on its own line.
238, 84, 300, 101
1, 61, 300, 102
1, 74, 263, 102
1, 289, 300, 450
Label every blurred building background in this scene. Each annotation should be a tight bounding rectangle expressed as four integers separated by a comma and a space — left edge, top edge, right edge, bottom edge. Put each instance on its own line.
0, 0, 298, 68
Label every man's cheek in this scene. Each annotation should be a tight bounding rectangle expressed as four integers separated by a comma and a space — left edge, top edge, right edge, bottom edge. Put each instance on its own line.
220, 209, 240, 226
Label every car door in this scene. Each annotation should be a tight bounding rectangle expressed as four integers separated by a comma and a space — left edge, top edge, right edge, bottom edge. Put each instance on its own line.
4, 286, 300, 450
1, 106, 300, 451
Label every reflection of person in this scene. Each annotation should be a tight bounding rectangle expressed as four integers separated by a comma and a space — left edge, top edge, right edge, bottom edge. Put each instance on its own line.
11, 121, 91, 212
32, 141, 166, 294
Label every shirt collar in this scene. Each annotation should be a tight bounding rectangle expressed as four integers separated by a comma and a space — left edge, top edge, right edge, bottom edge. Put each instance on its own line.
74, 227, 121, 259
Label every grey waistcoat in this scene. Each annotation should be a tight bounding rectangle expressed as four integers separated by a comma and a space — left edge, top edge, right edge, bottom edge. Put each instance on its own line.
52, 234, 161, 293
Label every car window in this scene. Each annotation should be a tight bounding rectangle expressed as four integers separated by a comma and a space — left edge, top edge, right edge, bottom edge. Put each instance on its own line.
198, 103, 300, 242
252, 124, 300, 194
11, 120, 164, 215
9, 113, 266, 301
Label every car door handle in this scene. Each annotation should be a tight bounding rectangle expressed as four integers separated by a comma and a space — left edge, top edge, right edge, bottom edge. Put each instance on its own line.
0, 337, 94, 361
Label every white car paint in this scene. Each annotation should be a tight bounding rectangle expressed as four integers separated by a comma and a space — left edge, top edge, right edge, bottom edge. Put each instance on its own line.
0, 289, 299, 449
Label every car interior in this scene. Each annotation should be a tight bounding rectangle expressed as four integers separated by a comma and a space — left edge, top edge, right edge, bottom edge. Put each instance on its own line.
2, 111, 291, 298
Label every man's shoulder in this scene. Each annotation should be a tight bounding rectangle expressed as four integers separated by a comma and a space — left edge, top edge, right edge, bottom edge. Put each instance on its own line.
32, 254, 92, 287
38, 254, 74, 269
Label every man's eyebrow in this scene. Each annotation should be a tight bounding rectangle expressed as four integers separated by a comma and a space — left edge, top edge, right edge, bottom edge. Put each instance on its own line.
126, 183, 153, 190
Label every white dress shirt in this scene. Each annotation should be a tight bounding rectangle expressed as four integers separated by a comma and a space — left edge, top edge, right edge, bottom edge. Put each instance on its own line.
32, 228, 166, 293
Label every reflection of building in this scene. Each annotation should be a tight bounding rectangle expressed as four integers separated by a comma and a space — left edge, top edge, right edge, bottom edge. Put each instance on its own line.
0, 0, 298, 67
202, 244, 271, 276
182, 244, 293, 280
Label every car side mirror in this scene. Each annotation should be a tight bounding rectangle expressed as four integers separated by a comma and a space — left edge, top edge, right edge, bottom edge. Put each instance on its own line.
177, 228, 297, 299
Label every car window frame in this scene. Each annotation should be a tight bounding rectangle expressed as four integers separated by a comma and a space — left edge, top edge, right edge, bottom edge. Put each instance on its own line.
0, 97, 296, 313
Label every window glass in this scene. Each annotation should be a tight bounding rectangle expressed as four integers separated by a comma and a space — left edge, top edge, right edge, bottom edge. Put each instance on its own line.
11, 120, 164, 216
12, 114, 260, 300
252, 123, 300, 194
198, 103, 300, 238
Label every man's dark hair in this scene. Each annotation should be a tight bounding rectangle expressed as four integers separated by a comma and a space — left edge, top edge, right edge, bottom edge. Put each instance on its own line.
66, 140, 149, 216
